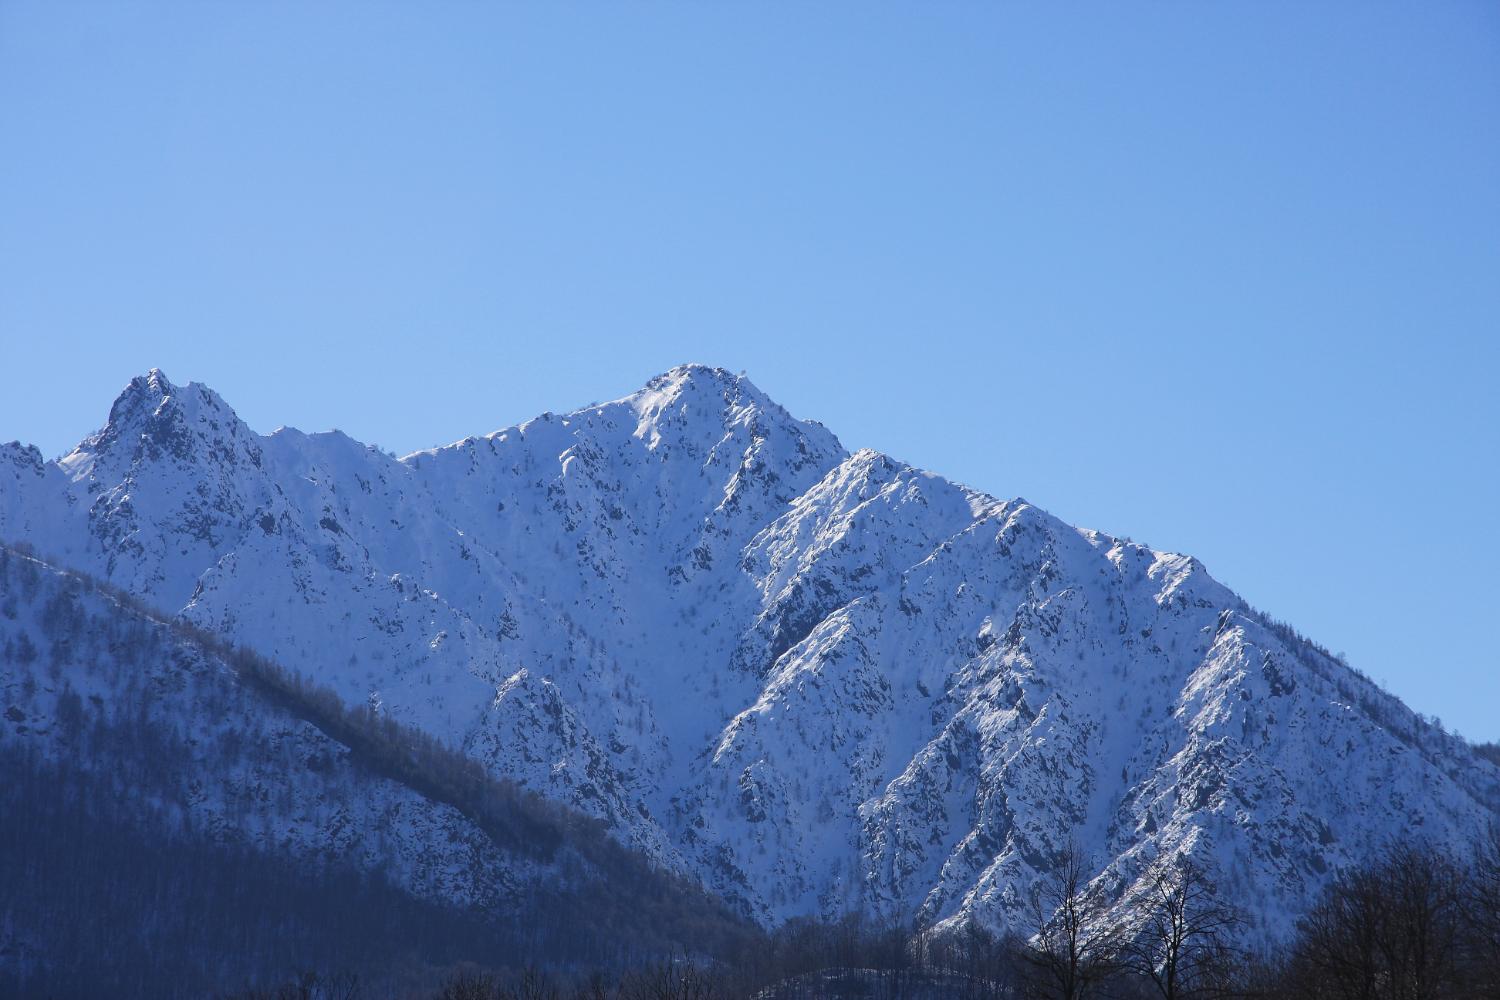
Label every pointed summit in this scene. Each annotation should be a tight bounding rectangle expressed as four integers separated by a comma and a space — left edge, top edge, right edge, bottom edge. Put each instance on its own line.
635, 364, 766, 416
641, 363, 742, 394
65, 369, 262, 475
137, 367, 175, 394
625, 363, 844, 460
98, 368, 177, 443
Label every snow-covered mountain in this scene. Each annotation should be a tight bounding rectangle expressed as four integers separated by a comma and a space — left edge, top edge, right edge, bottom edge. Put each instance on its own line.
0, 542, 751, 991
3, 365, 1496, 941
0, 544, 538, 912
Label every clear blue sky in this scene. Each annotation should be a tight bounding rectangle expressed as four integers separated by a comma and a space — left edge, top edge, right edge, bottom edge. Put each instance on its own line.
2, 3, 1497, 738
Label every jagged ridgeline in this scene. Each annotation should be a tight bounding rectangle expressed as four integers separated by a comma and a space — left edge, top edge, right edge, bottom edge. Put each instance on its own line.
2, 364, 1498, 979
0, 545, 757, 997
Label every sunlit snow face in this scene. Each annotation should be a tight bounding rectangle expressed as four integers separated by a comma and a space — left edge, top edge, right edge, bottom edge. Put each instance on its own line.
1, 365, 1493, 941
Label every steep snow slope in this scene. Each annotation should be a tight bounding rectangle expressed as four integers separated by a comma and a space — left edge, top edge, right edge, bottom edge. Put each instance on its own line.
0, 545, 538, 912
2, 365, 1495, 940
0, 544, 755, 993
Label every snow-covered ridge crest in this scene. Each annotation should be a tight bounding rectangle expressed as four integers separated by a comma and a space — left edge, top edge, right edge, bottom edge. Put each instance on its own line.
1, 363, 1495, 941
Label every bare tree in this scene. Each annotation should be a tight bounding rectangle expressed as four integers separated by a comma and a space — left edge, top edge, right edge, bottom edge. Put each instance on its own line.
923, 919, 1017, 1000
1462, 824, 1500, 998
1286, 842, 1466, 1000
1119, 857, 1244, 1000
436, 970, 503, 1000
573, 970, 621, 1000
516, 965, 564, 1000
1377, 843, 1464, 1000
621, 955, 724, 1000
1021, 842, 1120, 1000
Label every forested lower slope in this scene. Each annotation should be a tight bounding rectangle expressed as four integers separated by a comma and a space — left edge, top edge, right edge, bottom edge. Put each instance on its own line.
0, 545, 753, 998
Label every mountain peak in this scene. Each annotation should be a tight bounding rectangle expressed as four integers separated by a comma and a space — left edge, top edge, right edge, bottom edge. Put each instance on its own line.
620, 364, 845, 470
140, 366, 174, 394
1, 440, 46, 477
651, 361, 738, 383
66, 369, 259, 474
632, 362, 827, 425
637, 363, 760, 406
103, 368, 177, 431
